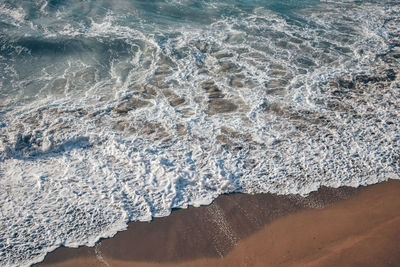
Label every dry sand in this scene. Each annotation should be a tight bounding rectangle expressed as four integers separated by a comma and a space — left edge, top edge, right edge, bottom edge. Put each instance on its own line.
36, 179, 400, 267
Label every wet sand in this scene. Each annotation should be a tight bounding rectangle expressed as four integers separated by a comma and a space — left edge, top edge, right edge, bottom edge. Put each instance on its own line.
36, 179, 400, 267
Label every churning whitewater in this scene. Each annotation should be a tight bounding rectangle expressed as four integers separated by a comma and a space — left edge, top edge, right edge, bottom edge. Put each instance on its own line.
0, 0, 399, 266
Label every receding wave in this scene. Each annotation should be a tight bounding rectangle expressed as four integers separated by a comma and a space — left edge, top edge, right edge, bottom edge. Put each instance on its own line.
0, 0, 399, 266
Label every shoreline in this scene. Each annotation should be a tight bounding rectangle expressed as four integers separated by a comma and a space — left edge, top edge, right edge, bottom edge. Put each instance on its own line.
36, 179, 400, 267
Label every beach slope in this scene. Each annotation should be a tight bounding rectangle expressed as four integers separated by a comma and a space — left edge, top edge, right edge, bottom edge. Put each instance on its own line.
37, 180, 400, 267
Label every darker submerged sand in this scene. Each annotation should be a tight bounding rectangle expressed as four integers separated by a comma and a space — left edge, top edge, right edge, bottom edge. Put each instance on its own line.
36, 180, 400, 267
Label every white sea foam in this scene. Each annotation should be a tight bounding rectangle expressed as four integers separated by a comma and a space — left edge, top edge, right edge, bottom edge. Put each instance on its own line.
0, 4, 26, 25
0, 1, 399, 266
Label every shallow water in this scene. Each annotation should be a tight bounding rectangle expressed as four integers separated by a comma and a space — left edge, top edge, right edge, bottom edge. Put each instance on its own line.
0, 0, 399, 266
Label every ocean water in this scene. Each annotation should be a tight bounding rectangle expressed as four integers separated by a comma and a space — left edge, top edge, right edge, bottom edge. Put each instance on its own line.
0, 0, 399, 266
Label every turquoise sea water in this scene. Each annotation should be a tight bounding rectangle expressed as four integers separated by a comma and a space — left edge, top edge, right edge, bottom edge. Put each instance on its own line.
0, 1, 399, 266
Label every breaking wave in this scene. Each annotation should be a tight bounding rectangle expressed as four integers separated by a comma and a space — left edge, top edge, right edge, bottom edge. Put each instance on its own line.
0, 0, 399, 266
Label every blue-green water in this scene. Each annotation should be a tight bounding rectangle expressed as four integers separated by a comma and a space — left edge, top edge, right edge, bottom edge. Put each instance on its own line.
0, 1, 399, 266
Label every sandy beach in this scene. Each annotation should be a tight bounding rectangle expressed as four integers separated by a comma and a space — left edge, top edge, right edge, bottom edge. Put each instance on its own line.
36, 179, 400, 267
2, 1, 399, 266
